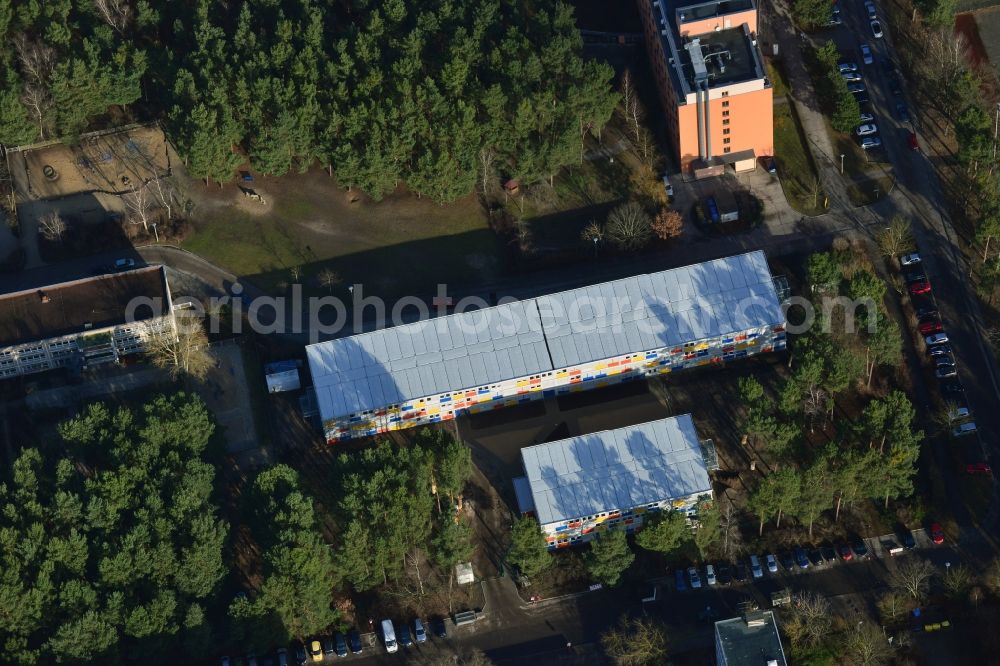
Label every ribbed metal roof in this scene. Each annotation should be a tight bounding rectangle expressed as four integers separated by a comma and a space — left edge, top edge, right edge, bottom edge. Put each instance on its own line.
307, 251, 782, 422
520, 414, 712, 526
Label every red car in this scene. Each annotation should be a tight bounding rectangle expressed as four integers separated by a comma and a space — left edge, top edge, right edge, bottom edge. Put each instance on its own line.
918, 320, 943, 334
908, 132, 919, 151
909, 281, 932, 296
966, 463, 992, 474
929, 523, 945, 545
838, 544, 854, 561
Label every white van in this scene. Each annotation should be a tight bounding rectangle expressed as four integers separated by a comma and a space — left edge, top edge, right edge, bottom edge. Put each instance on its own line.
381, 619, 398, 654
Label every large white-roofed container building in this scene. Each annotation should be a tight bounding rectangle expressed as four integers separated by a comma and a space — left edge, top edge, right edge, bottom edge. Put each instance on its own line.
512, 414, 713, 548
306, 250, 786, 442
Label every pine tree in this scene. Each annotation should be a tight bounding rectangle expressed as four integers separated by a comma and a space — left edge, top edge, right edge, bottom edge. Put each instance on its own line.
585, 529, 634, 587
508, 517, 552, 578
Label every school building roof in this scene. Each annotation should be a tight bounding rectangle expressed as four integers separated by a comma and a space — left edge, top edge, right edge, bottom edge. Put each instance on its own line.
519, 414, 712, 526
715, 611, 788, 666
306, 251, 782, 422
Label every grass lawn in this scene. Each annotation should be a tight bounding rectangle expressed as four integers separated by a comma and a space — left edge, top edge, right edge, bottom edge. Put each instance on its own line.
181, 169, 502, 299
773, 102, 827, 215
766, 58, 791, 98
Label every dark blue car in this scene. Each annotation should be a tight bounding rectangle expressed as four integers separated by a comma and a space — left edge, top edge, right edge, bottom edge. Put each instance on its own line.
794, 547, 810, 569
675, 568, 687, 591
334, 633, 347, 657
348, 630, 362, 655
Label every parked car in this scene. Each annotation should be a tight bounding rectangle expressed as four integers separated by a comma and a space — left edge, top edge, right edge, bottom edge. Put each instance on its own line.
900, 253, 921, 266
899, 530, 916, 549
675, 569, 687, 591
662, 174, 674, 202
861, 137, 882, 150
334, 633, 348, 657
937, 367, 958, 379
827, 12, 843, 25
348, 631, 363, 654
860, 112, 876, 124
896, 102, 911, 122
821, 545, 837, 563
848, 82, 867, 94
414, 619, 427, 643
852, 540, 869, 560
717, 563, 732, 585
733, 562, 748, 582
884, 540, 904, 557
856, 123, 878, 136
808, 549, 824, 567
854, 91, 871, 104
749, 555, 764, 579
908, 132, 919, 151
865, 0, 877, 19
779, 551, 795, 571
934, 357, 956, 371
967, 462, 992, 474
276, 648, 288, 666
842, 71, 863, 82
294, 644, 307, 666
381, 620, 398, 653
861, 44, 874, 65
398, 624, 413, 648
919, 320, 943, 334
838, 61, 859, 73
113, 258, 135, 271
322, 637, 334, 656
946, 403, 970, 420
908, 280, 931, 295
952, 421, 977, 437
905, 268, 927, 283
430, 617, 448, 639
766, 554, 779, 573
916, 305, 939, 320
871, 20, 883, 37
941, 381, 965, 395
926, 332, 949, 346
929, 523, 945, 544
838, 544, 854, 561
794, 547, 810, 569
706, 564, 717, 586
688, 567, 702, 589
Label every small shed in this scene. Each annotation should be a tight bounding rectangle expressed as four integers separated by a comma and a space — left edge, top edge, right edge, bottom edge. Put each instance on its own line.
455, 562, 475, 585
265, 360, 301, 393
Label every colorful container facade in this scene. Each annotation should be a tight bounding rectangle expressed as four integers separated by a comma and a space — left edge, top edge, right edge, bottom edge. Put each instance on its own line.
307, 251, 786, 442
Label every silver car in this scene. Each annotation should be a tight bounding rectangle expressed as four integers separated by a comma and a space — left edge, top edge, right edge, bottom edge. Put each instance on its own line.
871, 20, 883, 38
856, 123, 878, 136
861, 137, 882, 150
842, 71, 863, 82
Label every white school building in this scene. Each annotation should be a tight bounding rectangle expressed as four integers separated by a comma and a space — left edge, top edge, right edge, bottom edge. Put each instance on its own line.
306, 251, 786, 442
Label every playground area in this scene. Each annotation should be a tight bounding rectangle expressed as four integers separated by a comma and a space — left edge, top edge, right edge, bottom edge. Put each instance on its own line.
8, 124, 170, 202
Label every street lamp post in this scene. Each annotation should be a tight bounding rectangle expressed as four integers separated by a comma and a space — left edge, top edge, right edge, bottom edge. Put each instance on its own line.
592, 236, 598, 257
840, 153, 845, 174
993, 103, 1000, 161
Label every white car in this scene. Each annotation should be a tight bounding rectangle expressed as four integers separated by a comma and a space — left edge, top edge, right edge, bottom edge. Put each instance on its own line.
766, 554, 779, 573
706, 564, 717, 586
688, 567, 702, 589
861, 137, 882, 150
662, 174, 674, 200
856, 123, 878, 137
871, 20, 883, 38
860, 113, 875, 124
865, 0, 877, 19
838, 62, 859, 73
900, 253, 921, 265
926, 332, 949, 345
842, 71, 862, 82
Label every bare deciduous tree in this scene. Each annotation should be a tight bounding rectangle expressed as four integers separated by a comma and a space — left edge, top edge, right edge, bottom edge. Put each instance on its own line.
876, 215, 914, 262
146, 313, 213, 381
148, 175, 175, 221
20, 83, 51, 140
606, 201, 652, 251
890, 558, 935, 601
601, 615, 669, 666
122, 181, 153, 231
93, 0, 132, 34
14, 35, 56, 85
580, 220, 604, 244
317, 268, 341, 292
845, 622, 895, 666
478, 146, 496, 196
784, 591, 833, 648
876, 590, 911, 624
38, 211, 66, 241
619, 70, 652, 163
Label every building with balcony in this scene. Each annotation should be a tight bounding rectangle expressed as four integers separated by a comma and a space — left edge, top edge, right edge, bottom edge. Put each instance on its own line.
638, 0, 773, 176
0, 266, 174, 379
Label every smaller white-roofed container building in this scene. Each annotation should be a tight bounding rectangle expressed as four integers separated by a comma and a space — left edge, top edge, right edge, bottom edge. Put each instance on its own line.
514, 414, 713, 549
306, 251, 786, 442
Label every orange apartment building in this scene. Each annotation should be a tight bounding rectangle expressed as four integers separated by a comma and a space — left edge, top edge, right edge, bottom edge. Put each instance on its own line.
638, 0, 774, 177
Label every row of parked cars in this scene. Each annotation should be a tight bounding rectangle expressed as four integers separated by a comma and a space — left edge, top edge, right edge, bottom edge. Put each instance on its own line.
674, 528, 944, 591
899, 254, 987, 451
221, 618, 447, 666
